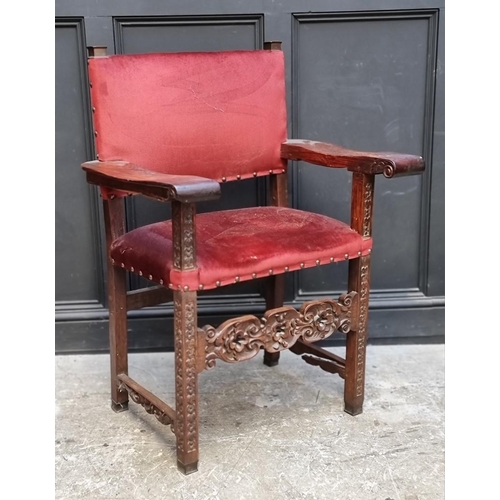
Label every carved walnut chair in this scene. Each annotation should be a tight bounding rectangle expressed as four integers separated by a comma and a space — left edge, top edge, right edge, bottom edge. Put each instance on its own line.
82, 43, 424, 474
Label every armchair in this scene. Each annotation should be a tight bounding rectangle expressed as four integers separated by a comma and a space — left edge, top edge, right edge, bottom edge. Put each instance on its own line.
82, 43, 424, 474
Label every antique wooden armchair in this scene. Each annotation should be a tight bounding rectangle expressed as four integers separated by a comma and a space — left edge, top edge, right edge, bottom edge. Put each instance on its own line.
82, 43, 424, 474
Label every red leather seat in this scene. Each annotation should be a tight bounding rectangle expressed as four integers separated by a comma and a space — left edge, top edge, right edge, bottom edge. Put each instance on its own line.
110, 206, 372, 290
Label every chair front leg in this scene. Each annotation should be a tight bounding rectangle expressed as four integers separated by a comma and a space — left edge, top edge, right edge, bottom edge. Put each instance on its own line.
344, 173, 374, 416
174, 290, 199, 474
344, 255, 371, 415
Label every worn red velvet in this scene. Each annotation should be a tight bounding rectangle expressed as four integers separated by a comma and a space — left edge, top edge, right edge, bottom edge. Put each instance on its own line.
110, 207, 372, 290
88, 51, 287, 182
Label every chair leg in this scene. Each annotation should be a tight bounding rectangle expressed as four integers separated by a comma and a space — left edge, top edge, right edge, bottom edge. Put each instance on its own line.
263, 274, 285, 367
108, 264, 129, 412
174, 291, 199, 474
344, 255, 371, 416
264, 351, 280, 367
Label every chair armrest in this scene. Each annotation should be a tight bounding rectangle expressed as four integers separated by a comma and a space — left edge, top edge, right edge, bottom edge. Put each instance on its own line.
82, 160, 221, 203
281, 140, 424, 178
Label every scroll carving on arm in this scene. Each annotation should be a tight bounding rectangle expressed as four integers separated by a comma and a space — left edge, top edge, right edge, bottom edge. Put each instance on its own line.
281, 140, 425, 178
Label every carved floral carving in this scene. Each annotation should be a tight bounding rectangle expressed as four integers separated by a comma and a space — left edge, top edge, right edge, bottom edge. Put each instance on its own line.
203, 293, 357, 369
172, 202, 196, 270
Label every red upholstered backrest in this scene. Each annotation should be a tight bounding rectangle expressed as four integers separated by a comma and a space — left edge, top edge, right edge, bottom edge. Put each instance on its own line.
88, 51, 287, 182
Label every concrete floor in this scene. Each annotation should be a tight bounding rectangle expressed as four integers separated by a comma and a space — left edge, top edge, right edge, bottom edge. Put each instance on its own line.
55, 345, 444, 500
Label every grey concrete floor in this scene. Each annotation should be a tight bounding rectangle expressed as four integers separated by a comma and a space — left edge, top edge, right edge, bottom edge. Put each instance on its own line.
55, 345, 444, 500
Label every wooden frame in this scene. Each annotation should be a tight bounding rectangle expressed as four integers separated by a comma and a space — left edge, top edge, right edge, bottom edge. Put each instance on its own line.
83, 43, 425, 474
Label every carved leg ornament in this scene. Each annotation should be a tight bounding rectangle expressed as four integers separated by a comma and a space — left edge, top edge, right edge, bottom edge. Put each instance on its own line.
174, 291, 199, 475
103, 198, 129, 413
344, 173, 374, 416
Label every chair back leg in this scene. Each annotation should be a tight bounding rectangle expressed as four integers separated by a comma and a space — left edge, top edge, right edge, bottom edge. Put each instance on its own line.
103, 198, 129, 412
263, 274, 285, 367
108, 265, 129, 411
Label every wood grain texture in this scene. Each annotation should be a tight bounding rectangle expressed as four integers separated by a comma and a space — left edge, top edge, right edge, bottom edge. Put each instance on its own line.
174, 290, 199, 474
345, 255, 371, 415
83, 160, 221, 203
87, 46, 107, 57
263, 37, 287, 368
263, 41, 282, 50
117, 373, 175, 426
171, 201, 197, 271
344, 173, 374, 416
290, 340, 346, 378
290, 339, 346, 366
264, 173, 288, 367
172, 202, 199, 474
302, 354, 345, 378
350, 173, 375, 238
263, 34, 287, 366
103, 197, 129, 411
126, 286, 173, 311
281, 140, 424, 178
202, 293, 357, 370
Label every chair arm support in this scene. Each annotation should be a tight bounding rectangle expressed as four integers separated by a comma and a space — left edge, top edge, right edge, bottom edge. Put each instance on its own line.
82, 160, 221, 203
281, 140, 425, 178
